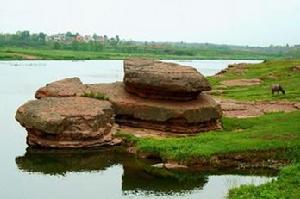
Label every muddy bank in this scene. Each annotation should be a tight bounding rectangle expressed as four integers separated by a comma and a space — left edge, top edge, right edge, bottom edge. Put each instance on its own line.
122, 142, 290, 172
17, 146, 279, 177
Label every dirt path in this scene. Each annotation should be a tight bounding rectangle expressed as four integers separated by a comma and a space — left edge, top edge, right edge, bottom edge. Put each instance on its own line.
221, 78, 262, 86
215, 97, 300, 118
8, 52, 40, 60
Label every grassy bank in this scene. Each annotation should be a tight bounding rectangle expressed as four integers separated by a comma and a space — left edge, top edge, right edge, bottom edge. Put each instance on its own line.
208, 59, 300, 101
0, 47, 172, 60
1, 46, 300, 60
229, 163, 300, 199
118, 111, 300, 162
119, 60, 300, 162
117, 59, 300, 198
119, 111, 300, 198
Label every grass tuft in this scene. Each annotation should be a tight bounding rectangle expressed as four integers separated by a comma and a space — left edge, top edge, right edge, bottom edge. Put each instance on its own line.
81, 92, 109, 100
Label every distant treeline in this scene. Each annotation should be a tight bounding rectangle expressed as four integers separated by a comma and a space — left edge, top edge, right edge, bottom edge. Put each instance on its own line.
1, 31, 300, 59
0, 31, 197, 56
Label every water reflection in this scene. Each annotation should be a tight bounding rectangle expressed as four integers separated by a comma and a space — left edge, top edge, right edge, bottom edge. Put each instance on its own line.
16, 147, 276, 197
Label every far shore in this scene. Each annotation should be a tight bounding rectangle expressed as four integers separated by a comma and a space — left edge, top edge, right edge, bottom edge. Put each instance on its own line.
0, 47, 292, 61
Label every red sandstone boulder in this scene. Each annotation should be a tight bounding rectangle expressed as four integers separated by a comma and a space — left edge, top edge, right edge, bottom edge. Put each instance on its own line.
16, 97, 120, 148
123, 59, 211, 101
35, 77, 87, 99
88, 82, 222, 134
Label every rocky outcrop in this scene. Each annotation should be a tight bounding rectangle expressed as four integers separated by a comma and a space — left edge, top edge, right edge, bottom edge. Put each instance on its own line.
123, 59, 211, 101
35, 77, 87, 99
88, 82, 222, 134
16, 97, 121, 148
16, 59, 222, 148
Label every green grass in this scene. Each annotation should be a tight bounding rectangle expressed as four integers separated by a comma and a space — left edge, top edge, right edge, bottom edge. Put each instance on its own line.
208, 60, 300, 102
118, 111, 300, 162
1, 46, 300, 60
229, 163, 300, 199
119, 111, 300, 198
0, 47, 206, 60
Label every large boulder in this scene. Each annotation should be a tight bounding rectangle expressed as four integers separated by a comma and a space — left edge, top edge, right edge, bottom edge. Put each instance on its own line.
88, 83, 222, 134
35, 77, 87, 99
123, 59, 211, 101
16, 97, 120, 148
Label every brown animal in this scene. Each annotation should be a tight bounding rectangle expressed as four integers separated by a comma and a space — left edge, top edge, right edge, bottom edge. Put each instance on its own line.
272, 84, 285, 95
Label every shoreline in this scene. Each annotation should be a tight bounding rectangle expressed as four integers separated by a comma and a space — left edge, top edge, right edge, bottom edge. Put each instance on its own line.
0, 58, 265, 61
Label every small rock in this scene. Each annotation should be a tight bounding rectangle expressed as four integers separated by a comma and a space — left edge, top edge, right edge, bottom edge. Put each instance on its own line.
164, 163, 188, 169
152, 163, 188, 169
292, 66, 300, 72
294, 103, 300, 109
152, 163, 164, 168
35, 77, 87, 99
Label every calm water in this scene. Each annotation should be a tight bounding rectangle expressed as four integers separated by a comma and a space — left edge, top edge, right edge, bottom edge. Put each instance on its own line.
0, 60, 273, 199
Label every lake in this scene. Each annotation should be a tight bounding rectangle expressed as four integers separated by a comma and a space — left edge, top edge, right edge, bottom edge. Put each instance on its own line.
0, 60, 273, 199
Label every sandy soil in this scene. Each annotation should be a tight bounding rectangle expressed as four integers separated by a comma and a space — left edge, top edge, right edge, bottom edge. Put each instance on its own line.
221, 78, 262, 86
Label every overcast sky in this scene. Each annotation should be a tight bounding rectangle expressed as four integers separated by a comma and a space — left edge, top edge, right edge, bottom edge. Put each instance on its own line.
0, 0, 299, 46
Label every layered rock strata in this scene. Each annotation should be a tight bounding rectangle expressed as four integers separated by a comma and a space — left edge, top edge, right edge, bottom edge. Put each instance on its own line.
88, 82, 222, 133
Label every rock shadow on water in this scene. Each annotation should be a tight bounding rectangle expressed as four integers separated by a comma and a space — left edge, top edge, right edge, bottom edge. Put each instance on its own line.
16, 147, 277, 195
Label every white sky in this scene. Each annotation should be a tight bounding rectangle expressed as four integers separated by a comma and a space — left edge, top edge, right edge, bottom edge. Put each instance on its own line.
0, 0, 299, 46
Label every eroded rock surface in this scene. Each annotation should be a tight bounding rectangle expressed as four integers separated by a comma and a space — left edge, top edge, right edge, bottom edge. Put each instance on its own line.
35, 77, 87, 99
123, 59, 211, 101
216, 98, 300, 118
16, 97, 121, 148
88, 82, 222, 134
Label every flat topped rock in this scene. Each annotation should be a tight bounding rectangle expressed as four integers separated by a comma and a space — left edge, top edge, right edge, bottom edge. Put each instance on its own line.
123, 59, 211, 101
16, 97, 120, 148
35, 77, 87, 99
88, 82, 222, 134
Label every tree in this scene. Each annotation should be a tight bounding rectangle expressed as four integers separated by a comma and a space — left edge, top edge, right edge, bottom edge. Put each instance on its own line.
53, 42, 61, 49
38, 33, 46, 42
104, 35, 108, 42
110, 37, 118, 47
66, 32, 73, 37
20, 31, 30, 41
92, 33, 98, 40
71, 40, 80, 50
116, 35, 120, 43
65, 32, 74, 41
